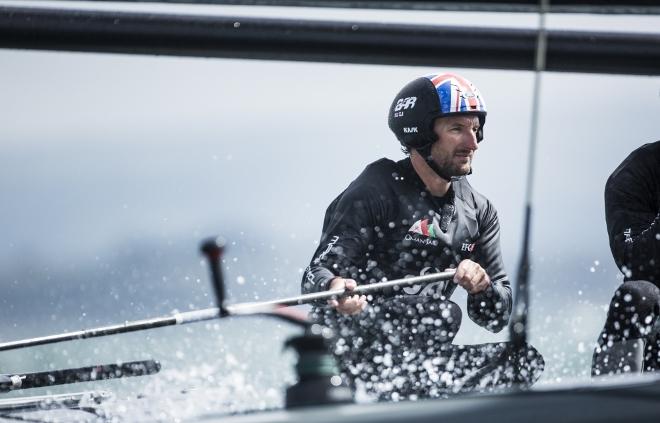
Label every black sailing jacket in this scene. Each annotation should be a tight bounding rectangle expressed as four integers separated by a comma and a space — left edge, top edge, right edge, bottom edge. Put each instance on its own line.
605, 140, 660, 286
302, 157, 511, 333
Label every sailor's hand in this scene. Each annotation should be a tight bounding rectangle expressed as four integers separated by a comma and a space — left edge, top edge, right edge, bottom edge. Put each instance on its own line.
327, 277, 367, 315
453, 259, 491, 294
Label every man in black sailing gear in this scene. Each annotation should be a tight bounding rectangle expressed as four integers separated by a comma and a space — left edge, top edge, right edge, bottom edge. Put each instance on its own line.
301, 73, 544, 401
592, 140, 660, 376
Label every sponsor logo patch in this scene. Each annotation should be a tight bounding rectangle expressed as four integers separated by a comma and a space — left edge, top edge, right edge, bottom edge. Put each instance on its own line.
405, 218, 439, 246
313, 235, 339, 264
394, 96, 417, 111
624, 228, 633, 243
403, 267, 448, 296
408, 219, 437, 238
461, 242, 476, 252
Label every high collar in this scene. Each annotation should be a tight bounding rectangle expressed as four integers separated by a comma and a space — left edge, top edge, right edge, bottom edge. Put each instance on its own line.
397, 157, 456, 201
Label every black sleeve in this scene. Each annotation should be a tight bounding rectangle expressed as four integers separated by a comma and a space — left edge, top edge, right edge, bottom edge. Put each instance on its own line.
467, 200, 512, 333
301, 175, 393, 295
605, 162, 660, 283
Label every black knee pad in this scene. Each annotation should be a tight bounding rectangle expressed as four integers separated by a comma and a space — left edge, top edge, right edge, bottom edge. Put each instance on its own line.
602, 280, 660, 341
613, 280, 660, 323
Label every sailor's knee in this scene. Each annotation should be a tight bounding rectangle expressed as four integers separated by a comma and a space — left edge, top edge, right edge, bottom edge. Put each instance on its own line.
518, 342, 545, 380
441, 300, 463, 322
601, 280, 660, 341
612, 280, 660, 316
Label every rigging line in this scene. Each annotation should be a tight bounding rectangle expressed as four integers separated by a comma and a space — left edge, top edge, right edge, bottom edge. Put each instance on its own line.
528, 0, 549, 202
511, 0, 548, 356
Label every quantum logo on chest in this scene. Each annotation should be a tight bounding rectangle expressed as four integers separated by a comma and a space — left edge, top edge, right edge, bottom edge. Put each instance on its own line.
404, 234, 439, 246
404, 218, 440, 246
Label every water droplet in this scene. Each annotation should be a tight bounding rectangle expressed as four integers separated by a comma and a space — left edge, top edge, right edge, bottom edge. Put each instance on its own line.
236, 276, 245, 285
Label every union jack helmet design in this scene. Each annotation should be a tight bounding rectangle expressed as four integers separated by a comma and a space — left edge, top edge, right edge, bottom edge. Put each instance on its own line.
388, 72, 487, 150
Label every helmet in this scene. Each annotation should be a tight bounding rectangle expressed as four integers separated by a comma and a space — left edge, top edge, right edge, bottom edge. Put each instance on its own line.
388, 73, 487, 151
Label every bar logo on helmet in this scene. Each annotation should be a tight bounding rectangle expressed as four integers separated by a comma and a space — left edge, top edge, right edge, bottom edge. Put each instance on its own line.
394, 96, 417, 112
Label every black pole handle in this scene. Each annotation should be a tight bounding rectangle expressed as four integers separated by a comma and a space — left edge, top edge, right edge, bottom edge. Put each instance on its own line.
200, 236, 229, 317
0, 360, 161, 393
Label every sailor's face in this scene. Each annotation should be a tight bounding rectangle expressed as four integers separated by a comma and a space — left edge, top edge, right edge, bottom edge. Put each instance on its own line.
429, 115, 480, 177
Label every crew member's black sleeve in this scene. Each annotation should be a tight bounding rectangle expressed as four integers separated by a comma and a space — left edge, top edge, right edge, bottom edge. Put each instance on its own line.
605, 154, 660, 285
302, 176, 393, 295
467, 201, 512, 333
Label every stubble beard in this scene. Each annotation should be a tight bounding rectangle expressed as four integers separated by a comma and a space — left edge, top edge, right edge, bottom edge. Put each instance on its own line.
428, 152, 472, 180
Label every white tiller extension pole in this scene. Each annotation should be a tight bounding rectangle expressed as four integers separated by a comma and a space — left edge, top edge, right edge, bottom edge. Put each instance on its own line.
0, 270, 456, 352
